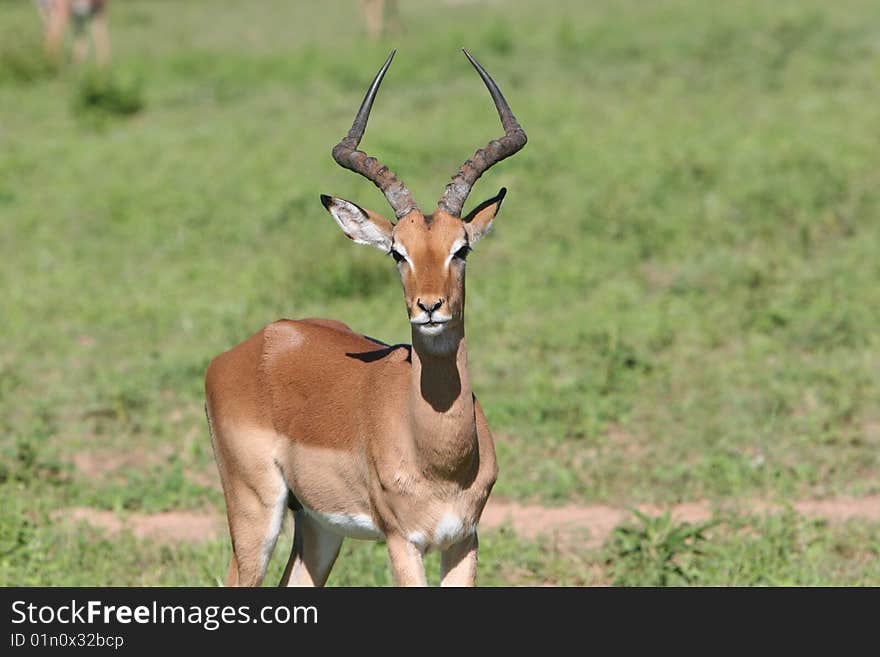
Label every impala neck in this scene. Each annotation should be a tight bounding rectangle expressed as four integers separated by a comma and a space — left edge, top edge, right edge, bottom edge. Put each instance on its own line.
408, 323, 477, 479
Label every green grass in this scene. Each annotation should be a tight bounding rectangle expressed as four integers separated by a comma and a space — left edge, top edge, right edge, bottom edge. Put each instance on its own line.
2, 0, 879, 585
3, 477, 877, 586
603, 509, 880, 586
0, 477, 595, 587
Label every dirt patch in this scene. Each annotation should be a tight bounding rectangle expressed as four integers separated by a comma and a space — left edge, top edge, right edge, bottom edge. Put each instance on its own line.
480, 495, 880, 548
59, 508, 223, 543
481, 501, 624, 547
69, 443, 218, 488
787, 497, 880, 522
480, 499, 721, 547
72, 451, 143, 477
70, 445, 173, 478
54, 495, 880, 547
604, 424, 647, 460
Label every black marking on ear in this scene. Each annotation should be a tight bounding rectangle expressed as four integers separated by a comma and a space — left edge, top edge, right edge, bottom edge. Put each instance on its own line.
320, 195, 369, 218
462, 187, 507, 223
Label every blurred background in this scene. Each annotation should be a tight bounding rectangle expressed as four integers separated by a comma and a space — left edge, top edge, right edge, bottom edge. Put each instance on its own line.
1, 0, 878, 586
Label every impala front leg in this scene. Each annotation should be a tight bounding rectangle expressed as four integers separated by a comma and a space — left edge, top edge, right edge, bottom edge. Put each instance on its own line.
440, 532, 478, 587
386, 534, 427, 587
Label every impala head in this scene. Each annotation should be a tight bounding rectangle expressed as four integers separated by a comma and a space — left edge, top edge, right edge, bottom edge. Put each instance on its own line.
321, 49, 527, 353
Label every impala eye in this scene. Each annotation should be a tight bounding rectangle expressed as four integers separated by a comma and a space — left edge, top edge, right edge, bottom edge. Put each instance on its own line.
390, 248, 406, 263
453, 245, 471, 260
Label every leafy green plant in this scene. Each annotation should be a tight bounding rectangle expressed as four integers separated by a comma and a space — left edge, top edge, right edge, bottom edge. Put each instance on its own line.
71, 68, 144, 121
485, 19, 514, 55
0, 421, 68, 488
604, 510, 718, 586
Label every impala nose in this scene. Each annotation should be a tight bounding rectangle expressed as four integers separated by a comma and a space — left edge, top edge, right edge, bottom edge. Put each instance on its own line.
417, 298, 444, 314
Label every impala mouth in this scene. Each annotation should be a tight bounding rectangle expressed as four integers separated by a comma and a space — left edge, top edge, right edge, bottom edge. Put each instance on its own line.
411, 317, 451, 333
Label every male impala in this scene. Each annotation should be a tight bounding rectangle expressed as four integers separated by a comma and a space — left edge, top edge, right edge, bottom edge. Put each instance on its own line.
205, 49, 526, 586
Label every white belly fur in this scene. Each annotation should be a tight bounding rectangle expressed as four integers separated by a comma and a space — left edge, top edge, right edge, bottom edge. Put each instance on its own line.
408, 511, 475, 552
302, 507, 475, 549
433, 511, 472, 549
303, 507, 384, 540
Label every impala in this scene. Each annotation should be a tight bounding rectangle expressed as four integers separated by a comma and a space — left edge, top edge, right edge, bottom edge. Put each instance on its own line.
37, 0, 111, 66
205, 49, 527, 586
360, 0, 400, 40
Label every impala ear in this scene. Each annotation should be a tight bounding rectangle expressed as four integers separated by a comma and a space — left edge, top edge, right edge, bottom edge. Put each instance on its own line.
462, 188, 506, 245
321, 195, 393, 251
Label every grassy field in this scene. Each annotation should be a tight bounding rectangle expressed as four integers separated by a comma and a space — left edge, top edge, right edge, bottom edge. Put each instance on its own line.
1, 0, 879, 585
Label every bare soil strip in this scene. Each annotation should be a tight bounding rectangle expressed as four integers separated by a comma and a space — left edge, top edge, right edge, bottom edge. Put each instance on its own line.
56, 495, 880, 548
59, 508, 223, 544
481, 496, 880, 547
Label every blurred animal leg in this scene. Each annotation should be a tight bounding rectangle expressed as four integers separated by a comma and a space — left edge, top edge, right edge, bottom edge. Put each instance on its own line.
360, 0, 384, 40
44, 0, 71, 58
91, 7, 110, 66
386, 0, 401, 36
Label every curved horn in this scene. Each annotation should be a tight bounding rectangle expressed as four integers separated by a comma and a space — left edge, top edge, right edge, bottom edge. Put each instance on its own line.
437, 49, 527, 218
331, 49, 418, 220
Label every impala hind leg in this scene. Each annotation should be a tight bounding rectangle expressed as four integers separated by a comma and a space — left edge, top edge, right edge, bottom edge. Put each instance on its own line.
279, 511, 343, 587
221, 477, 288, 587
210, 427, 287, 586
207, 404, 288, 587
